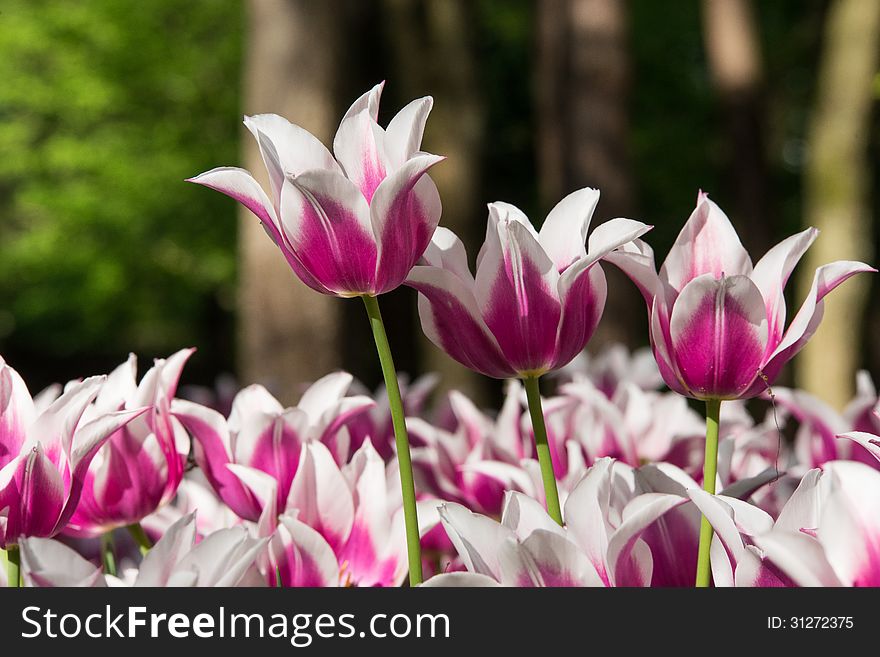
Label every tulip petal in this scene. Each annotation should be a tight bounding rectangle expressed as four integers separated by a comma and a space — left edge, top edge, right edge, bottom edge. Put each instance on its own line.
521, 530, 605, 587
819, 461, 880, 586
606, 493, 690, 587
660, 193, 753, 292
286, 441, 354, 551
838, 431, 880, 465
552, 262, 607, 371
341, 81, 384, 123
135, 512, 198, 587
174, 526, 267, 587
338, 441, 399, 587
171, 399, 260, 521
669, 273, 768, 399
273, 513, 340, 587
407, 265, 514, 378
384, 96, 433, 169
604, 238, 663, 306
438, 502, 513, 580
420, 227, 474, 283
749, 228, 818, 346
420, 572, 501, 587
537, 187, 600, 271
476, 207, 562, 374
760, 261, 877, 386
754, 531, 842, 587
333, 109, 387, 202
0, 360, 35, 468
371, 153, 444, 293
16, 444, 65, 538
244, 113, 340, 185
20, 537, 106, 587
501, 491, 566, 541
281, 171, 377, 295
563, 458, 614, 586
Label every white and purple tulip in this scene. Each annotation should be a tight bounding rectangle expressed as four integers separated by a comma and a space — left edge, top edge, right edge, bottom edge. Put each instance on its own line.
188, 82, 444, 297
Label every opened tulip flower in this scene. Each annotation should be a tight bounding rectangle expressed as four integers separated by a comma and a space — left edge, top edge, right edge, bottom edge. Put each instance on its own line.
189, 83, 444, 584
65, 350, 195, 571
171, 372, 373, 522
407, 189, 650, 523
607, 191, 875, 586
0, 358, 147, 585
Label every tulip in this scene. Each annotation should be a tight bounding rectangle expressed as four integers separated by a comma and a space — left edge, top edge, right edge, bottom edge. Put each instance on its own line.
189, 83, 444, 584
409, 383, 538, 516
608, 192, 875, 402
0, 358, 147, 585
232, 440, 437, 587
171, 372, 373, 522
745, 461, 880, 586
435, 458, 705, 587
407, 191, 650, 523
65, 350, 194, 549
607, 192, 875, 586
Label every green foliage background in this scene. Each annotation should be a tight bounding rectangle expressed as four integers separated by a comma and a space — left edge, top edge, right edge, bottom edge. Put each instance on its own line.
1, 0, 876, 390
0, 0, 242, 388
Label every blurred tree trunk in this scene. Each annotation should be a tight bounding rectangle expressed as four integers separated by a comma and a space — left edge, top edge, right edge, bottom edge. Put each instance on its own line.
701, 0, 772, 256
796, 0, 880, 408
536, 0, 643, 349
383, 0, 489, 403
239, 0, 342, 403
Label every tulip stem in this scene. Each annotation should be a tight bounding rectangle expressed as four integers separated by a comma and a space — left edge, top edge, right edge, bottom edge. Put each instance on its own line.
7, 545, 20, 587
523, 376, 563, 525
696, 398, 722, 588
362, 294, 423, 586
127, 522, 152, 556
101, 532, 118, 576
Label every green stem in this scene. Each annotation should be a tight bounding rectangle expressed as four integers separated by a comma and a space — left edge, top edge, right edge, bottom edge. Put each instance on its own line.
523, 376, 563, 525
127, 522, 152, 556
7, 545, 20, 587
362, 295, 423, 586
101, 532, 117, 576
695, 398, 722, 588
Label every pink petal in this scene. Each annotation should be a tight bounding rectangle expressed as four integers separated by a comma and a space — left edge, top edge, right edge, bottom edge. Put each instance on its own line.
604, 238, 663, 307
16, 444, 65, 538
171, 399, 260, 521
838, 431, 880, 465
521, 530, 605, 586
281, 171, 377, 295
475, 205, 562, 374
272, 514, 340, 587
0, 360, 35, 469
420, 227, 474, 282
337, 441, 399, 586
371, 153, 444, 293
551, 262, 607, 371
669, 273, 768, 399
57, 407, 149, 532
819, 461, 880, 586
340, 82, 384, 123
749, 228, 818, 347
754, 261, 877, 394
606, 493, 691, 587
243, 113, 340, 193
406, 265, 514, 378
332, 109, 387, 202
384, 96, 433, 169
29, 376, 105, 468
660, 193, 753, 292
754, 531, 842, 587
537, 187, 600, 272
286, 441, 354, 551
